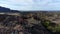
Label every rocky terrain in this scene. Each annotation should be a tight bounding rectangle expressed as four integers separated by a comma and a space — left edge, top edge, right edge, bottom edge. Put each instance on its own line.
0, 12, 52, 34
0, 6, 60, 34
0, 11, 60, 34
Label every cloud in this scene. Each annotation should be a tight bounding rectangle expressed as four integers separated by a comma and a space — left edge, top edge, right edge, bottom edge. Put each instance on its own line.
0, 0, 34, 10
0, 0, 60, 10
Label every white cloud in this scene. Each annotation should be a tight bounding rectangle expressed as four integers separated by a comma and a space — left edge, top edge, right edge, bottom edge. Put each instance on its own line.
0, 0, 60, 10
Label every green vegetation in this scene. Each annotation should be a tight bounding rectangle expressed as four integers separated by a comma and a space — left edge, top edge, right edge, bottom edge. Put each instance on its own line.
43, 20, 50, 27
47, 25, 60, 32
42, 20, 60, 32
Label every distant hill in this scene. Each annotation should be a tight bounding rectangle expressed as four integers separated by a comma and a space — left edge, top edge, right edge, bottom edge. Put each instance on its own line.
0, 6, 10, 12
0, 6, 21, 13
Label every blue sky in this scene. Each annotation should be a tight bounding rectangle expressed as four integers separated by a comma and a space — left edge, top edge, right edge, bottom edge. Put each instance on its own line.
0, 0, 60, 11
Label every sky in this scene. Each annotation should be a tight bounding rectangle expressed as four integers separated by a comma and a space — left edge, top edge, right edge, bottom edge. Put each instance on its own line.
0, 0, 60, 11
